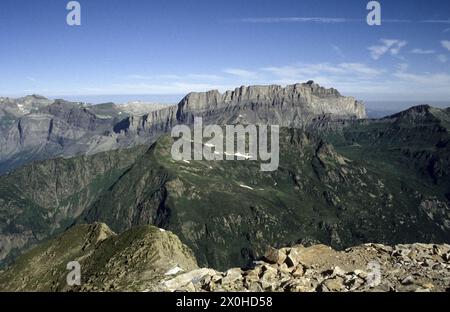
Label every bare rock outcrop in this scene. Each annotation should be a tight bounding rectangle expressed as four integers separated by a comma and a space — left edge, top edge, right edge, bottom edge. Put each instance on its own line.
163, 243, 450, 292
177, 82, 366, 125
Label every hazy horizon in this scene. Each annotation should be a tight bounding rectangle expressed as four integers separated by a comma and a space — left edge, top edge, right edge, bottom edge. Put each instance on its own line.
2, 91, 449, 114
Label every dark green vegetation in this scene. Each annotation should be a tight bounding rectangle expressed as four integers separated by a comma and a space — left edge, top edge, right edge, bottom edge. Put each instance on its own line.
1, 105, 449, 271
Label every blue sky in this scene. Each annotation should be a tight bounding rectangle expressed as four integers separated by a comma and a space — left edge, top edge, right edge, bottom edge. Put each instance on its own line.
1, 0, 450, 106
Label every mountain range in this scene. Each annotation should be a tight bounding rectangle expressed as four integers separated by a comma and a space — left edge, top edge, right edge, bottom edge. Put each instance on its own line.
0, 81, 364, 174
0, 82, 449, 291
0, 82, 450, 269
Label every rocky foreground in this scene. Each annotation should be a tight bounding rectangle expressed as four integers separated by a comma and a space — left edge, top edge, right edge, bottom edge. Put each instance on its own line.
0, 223, 449, 292
164, 243, 450, 292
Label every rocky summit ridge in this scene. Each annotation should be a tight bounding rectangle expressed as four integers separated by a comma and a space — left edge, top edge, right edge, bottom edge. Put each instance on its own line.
165, 243, 450, 292
1, 223, 449, 292
0, 223, 198, 292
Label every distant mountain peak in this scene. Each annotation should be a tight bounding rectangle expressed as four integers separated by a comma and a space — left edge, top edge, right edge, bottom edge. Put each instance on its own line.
386, 104, 434, 121
25, 94, 48, 100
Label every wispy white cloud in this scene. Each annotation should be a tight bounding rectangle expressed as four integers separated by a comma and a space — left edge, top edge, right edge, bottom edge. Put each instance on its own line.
237, 17, 353, 24
382, 19, 412, 23
261, 65, 296, 77
338, 63, 384, 76
233, 17, 410, 24
69, 62, 384, 98
158, 74, 184, 80
261, 63, 383, 81
126, 74, 181, 80
26, 76, 37, 82
258, 63, 450, 100
410, 48, 435, 54
85, 82, 236, 95
27, 58, 449, 101
443, 28, 450, 33
392, 64, 450, 90
261, 64, 340, 79
342, 67, 450, 100
394, 71, 450, 85
223, 68, 258, 79
437, 54, 448, 63
331, 45, 345, 58
396, 63, 409, 72
126, 73, 222, 81
421, 19, 450, 24
189, 74, 223, 80
369, 39, 407, 60
441, 40, 450, 52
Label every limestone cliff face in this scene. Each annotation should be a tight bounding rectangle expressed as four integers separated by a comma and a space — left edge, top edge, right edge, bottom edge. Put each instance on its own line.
90, 82, 366, 153
177, 82, 366, 125
116, 105, 178, 141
